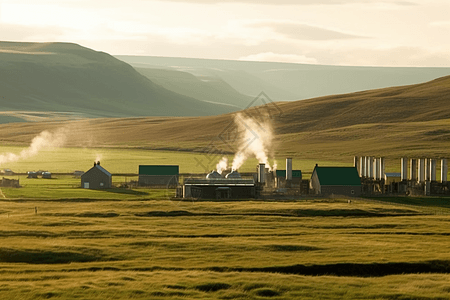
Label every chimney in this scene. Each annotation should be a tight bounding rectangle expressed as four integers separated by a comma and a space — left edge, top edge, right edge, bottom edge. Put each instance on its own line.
94, 162, 96, 166
97, 161, 100, 166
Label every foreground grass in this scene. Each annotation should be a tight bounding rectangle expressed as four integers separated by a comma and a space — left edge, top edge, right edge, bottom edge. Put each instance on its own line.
0, 176, 172, 200
1, 198, 450, 299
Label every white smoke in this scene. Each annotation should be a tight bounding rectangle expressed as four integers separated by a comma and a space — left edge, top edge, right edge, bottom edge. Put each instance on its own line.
0, 129, 67, 167
216, 156, 228, 174
231, 113, 276, 171
95, 153, 103, 163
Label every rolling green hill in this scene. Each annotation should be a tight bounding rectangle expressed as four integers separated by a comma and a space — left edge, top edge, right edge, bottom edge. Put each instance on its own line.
1, 75, 450, 163
134, 67, 251, 109
0, 42, 236, 118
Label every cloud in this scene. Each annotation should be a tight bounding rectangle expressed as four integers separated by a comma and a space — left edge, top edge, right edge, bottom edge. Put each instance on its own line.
249, 21, 367, 40
0, 23, 65, 42
239, 52, 318, 64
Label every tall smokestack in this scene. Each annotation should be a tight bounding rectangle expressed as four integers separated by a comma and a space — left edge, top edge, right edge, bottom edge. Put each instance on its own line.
374, 158, 380, 180
418, 159, 425, 183
286, 158, 292, 181
430, 159, 437, 182
409, 159, 417, 181
441, 159, 448, 183
258, 163, 265, 184
379, 157, 385, 180
359, 156, 365, 177
401, 157, 408, 181
425, 158, 431, 181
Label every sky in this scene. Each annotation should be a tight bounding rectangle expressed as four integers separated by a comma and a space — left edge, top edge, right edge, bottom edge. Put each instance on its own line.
0, 0, 449, 67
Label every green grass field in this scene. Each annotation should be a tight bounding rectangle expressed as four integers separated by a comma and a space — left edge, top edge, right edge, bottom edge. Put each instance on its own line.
2, 145, 450, 299
1, 198, 450, 299
0, 145, 356, 175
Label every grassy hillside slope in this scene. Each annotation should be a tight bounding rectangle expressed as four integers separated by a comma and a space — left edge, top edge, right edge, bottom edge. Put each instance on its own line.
135, 67, 253, 109
117, 55, 450, 101
0, 42, 236, 118
1, 76, 450, 161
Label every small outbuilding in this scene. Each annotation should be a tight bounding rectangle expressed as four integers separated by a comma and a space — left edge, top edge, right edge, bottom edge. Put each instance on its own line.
310, 165, 361, 197
27, 171, 38, 179
384, 172, 401, 185
81, 162, 112, 189
275, 169, 302, 188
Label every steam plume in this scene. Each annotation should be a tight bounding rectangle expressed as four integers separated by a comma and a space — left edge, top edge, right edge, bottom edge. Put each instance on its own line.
216, 157, 228, 174
0, 129, 67, 167
95, 153, 103, 163
231, 113, 276, 171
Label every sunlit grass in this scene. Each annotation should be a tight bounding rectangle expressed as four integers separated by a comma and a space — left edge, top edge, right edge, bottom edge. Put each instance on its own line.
1, 198, 450, 298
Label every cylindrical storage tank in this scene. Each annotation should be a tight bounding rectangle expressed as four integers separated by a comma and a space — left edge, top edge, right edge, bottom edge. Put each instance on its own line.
258, 163, 265, 184
359, 156, 365, 177
418, 159, 425, 183
409, 159, 417, 181
430, 159, 437, 182
401, 157, 408, 181
286, 158, 292, 181
441, 159, 448, 183
354, 156, 359, 174
379, 157, 385, 180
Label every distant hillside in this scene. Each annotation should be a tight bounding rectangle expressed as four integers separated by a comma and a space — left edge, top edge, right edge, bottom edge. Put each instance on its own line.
134, 67, 251, 109
117, 55, 450, 102
0, 42, 236, 119
2, 76, 450, 162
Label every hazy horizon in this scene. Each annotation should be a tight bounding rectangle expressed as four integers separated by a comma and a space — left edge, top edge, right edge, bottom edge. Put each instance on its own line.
1, 0, 449, 67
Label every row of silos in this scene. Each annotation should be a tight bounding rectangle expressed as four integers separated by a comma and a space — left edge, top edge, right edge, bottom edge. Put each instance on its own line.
405, 158, 447, 183
355, 156, 385, 180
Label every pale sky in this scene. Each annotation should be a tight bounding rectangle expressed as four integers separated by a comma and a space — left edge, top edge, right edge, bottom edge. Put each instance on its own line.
0, 0, 449, 67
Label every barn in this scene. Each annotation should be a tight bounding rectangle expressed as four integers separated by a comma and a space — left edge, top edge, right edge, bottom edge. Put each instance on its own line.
81, 162, 112, 189
310, 165, 361, 197
138, 165, 179, 187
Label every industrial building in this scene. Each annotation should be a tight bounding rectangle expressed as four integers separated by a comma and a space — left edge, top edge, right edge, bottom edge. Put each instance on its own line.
183, 170, 256, 199
355, 156, 449, 196
81, 162, 112, 189
138, 165, 179, 187
181, 159, 303, 199
310, 165, 362, 196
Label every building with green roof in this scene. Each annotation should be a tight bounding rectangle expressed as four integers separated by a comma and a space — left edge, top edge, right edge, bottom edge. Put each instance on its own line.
310, 165, 361, 196
138, 165, 179, 187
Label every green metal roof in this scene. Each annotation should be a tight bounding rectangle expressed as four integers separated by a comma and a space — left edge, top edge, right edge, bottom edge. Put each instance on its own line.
139, 165, 179, 176
314, 166, 361, 186
276, 170, 302, 178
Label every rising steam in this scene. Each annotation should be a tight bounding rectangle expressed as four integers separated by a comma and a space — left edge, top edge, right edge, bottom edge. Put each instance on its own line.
229, 113, 276, 171
216, 157, 228, 174
0, 129, 67, 167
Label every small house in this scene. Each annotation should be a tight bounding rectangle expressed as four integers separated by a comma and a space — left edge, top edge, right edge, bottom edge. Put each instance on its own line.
310, 165, 361, 197
81, 162, 112, 189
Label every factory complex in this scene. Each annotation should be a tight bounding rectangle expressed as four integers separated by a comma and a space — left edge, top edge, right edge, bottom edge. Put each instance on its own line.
3, 156, 449, 200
